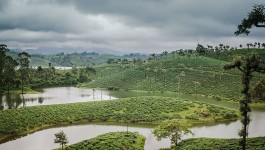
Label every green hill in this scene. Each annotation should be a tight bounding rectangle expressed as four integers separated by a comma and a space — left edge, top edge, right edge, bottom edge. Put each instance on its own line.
7, 51, 147, 67
172, 137, 265, 150
79, 53, 265, 101
64, 132, 145, 150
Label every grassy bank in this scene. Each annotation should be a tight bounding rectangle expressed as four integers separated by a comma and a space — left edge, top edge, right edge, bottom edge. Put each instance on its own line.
60, 132, 145, 150
0, 96, 238, 143
168, 137, 265, 150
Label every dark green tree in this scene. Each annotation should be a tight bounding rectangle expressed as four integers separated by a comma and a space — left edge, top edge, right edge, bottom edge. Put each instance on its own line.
152, 119, 192, 146
235, 4, 265, 35
18, 52, 31, 94
224, 55, 265, 150
196, 44, 206, 56
54, 130, 68, 150
0, 44, 10, 91
3, 56, 18, 93
37, 66, 43, 77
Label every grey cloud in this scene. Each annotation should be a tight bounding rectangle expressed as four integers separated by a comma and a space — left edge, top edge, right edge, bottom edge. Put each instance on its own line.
64, 0, 263, 37
0, 0, 264, 53
0, 0, 10, 11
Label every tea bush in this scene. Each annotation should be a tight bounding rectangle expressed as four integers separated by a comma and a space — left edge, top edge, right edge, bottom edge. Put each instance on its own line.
64, 132, 145, 150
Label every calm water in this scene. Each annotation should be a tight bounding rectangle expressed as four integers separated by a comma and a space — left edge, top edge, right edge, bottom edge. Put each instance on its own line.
0, 87, 265, 150
0, 111, 264, 150
0, 87, 115, 110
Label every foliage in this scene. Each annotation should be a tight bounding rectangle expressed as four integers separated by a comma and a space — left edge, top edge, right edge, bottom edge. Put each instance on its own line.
235, 4, 265, 35
196, 44, 207, 56
54, 130, 69, 150
0, 44, 10, 92
224, 55, 265, 150
64, 132, 145, 150
2, 56, 18, 93
1, 45, 97, 92
152, 119, 192, 146
17, 52, 31, 94
251, 79, 265, 100
0, 96, 238, 141
170, 137, 265, 150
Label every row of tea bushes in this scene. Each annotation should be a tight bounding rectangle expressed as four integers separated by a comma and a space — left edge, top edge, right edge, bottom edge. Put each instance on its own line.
63, 132, 145, 150
0, 96, 238, 140
171, 137, 265, 150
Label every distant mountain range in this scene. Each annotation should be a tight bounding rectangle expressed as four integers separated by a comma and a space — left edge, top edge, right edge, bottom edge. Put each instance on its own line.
8, 48, 147, 67
11, 47, 124, 55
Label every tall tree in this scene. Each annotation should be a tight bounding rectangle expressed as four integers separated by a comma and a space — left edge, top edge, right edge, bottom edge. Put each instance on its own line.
224, 55, 265, 150
235, 4, 265, 35
3, 56, 18, 93
196, 44, 206, 56
37, 66, 43, 78
0, 44, 9, 91
18, 52, 31, 94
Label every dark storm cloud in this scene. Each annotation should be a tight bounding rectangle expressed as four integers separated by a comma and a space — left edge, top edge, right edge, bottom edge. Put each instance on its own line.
59, 0, 263, 37
0, 0, 264, 52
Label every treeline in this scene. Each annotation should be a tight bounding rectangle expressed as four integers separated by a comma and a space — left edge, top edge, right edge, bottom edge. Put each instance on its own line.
0, 44, 96, 94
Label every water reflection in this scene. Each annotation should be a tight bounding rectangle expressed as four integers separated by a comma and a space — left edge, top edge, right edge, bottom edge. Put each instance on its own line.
0, 87, 116, 110
0, 94, 23, 110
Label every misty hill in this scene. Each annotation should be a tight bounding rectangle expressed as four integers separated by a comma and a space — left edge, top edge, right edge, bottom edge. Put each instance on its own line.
7, 51, 147, 67
11, 47, 124, 55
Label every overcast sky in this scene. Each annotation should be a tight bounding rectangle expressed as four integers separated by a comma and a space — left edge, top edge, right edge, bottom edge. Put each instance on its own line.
0, 0, 264, 53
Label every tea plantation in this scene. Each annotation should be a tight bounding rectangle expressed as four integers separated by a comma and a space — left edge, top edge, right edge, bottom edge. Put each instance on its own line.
171, 137, 265, 150
79, 55, 264, 102
63, 132, 145, 150
0, 96, 238, 143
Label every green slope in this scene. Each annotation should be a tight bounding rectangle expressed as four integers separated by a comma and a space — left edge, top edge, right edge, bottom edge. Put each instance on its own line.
63, 132, 145, 150
171, 137, 265, 150
79, 55, 264, 101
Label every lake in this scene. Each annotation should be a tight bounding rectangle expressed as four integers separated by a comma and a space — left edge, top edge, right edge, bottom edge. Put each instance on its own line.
0, 87, 115, 110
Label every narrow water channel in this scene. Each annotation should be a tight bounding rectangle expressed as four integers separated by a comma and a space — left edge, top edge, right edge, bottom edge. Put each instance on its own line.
1, 111, 265, 150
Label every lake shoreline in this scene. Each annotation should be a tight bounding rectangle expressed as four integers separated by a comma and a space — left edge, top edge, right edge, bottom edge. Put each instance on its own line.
0, 96, 239, 144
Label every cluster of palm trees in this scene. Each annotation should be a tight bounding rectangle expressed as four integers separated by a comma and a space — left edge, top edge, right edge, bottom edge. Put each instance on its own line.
244, 42, 265, 49
205, 42, 265, 51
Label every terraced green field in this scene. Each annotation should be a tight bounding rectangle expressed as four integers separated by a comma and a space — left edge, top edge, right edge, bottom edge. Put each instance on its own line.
0, 96, 238, 143
170, 137, 265, 150
79, 55, 264, 101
